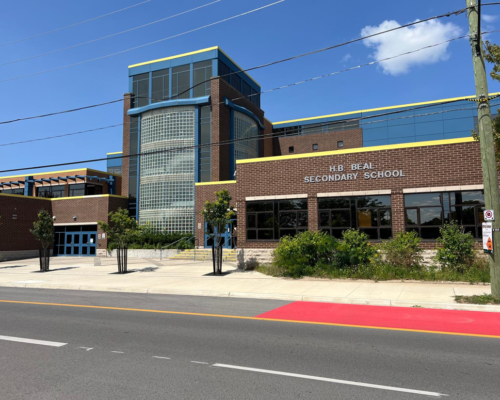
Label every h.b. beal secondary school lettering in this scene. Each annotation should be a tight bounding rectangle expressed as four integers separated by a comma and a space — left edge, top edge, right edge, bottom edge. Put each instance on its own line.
304, 163, 405, 183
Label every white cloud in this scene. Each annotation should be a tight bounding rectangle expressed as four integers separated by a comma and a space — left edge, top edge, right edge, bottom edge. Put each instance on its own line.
482, 14, 498, 23
361, 19, 461, 76
341, 53, 352, 62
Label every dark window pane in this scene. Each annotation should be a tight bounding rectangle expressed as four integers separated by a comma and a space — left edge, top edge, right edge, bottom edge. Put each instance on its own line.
247, 214, 256, 228
90, 247, 96, 255
232, 73, 242, 92
257, 230, 273, 240
82, 247, 88, 255
379, 210, 392, 226
451, 206, 476, 225
247, 230, 257, 240
247, 201, 273, 212
319, 212, 330, 227
172, 65, 190, 99
380, 229, 392, 240
406, 209, 418, 225
420, 208, 443, 225
297, 212, 308, 227
279, 212, 296, 228
405, 193, 441, 207
464, 226, 478, 238
331, 229, 344, 239
420, 227, 441, 239
318, 198, 350, 209
357, 196, 391, 208
360, 229, 378, 240
73, 235, 80, 244
330, 210, 350, 227
257, 213, 274, 228
279, 229, 296, 238
452, 190, 484, 205
218, 61, 230, 83
279, 199, 307, 210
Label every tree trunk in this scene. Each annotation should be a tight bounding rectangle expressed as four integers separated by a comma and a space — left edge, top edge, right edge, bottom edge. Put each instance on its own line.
218, 243, 223, 274
212, 238, 216, 275
123, 247, 128, 273
117, 247, 122, 273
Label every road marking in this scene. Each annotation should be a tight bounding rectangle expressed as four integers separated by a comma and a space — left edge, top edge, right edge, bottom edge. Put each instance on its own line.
213, 364, 447, 397
111, 351, 124, 354
0, 299, 498, 339
0, 335, 66, 347
191, 361, 209, 365
77, 347, 93, 351
152, 356, 170, 360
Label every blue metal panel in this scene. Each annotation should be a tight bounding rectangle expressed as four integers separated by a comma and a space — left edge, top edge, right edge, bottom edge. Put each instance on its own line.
190, 62, 194, 98
223, 98, 265, 130
217, 50, 260, 92
229, 109, 235, 179
107, 154, 123, 168
195, 106, 200, 183
128, 96, 211, 116
108, 175, 116, 195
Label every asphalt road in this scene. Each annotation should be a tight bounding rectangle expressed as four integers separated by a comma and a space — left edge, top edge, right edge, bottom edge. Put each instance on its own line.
0, 288, 499, 400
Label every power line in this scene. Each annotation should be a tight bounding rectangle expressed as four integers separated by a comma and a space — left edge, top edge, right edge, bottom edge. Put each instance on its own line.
0, 100, 486, 174
0, 0, 285, 84
0, 6, 476, 126
0, 1, 221, 68
0, 0, 152, 47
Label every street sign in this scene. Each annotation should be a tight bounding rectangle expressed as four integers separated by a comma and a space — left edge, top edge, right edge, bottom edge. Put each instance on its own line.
484, 209, 495, 221
483, 223, 493, 254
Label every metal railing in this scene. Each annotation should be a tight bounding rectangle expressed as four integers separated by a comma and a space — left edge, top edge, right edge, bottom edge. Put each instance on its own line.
160, 236, 199, 261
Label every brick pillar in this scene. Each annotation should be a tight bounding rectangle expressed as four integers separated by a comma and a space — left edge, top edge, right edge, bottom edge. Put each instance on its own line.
392, 190, 405, 234
122, 93, 133, 196
308, 195, 318, 232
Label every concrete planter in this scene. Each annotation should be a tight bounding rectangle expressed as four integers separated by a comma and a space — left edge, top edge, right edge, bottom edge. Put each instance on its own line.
106, 249, 178, 259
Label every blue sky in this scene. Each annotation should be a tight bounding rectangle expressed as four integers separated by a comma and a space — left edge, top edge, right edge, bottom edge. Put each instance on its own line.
0, 0, 499, 175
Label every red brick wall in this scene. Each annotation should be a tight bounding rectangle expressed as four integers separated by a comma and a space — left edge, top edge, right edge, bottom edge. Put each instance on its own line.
273, 128, 363, 156
121, 93, 133, 196
196, 140, 493, 250
0, 195, 128, 252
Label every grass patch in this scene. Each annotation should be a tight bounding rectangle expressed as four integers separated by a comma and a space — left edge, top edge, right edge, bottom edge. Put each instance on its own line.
455, 294, 500, 305
256, 262, 491, 284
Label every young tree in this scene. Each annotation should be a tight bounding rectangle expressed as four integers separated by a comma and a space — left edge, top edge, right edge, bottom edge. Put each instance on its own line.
202, 189, 235, 275
30, 210, 54, 272
473, 41, 500, 164
98, 208, 140, 274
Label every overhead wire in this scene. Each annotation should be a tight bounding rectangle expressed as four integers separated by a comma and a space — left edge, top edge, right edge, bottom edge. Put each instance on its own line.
0, 1, 221, 67
0, 0, 285, 84
0, 5, 481, 125
0, 0, 152, 47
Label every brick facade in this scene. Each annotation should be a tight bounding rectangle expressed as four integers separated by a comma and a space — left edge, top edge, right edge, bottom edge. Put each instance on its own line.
121, 93, 133, 197
196, 139, 494, 250
272, 128, 363, 156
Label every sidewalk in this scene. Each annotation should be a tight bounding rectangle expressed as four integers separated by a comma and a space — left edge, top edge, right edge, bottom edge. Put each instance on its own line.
0, 256, 496, 312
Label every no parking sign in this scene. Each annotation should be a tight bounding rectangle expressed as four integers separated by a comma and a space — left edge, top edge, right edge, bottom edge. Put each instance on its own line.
484, 210, 495, 221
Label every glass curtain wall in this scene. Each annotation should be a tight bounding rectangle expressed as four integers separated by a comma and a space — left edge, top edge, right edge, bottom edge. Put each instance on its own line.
171, 65, 190, 100
139, 106, 196, 233
193, 61, 212, 98
151, 69, 169, 103
132, 73, 149, 108
199, 106, 211, 182
233, 111, 259, 174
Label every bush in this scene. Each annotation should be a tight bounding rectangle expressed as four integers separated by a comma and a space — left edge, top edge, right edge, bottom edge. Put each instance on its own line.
108, 230, 193, 250
273, 231, 338, 278
380, 231, 423, 269
337, 229, 376, 267
436, 222, 475, 272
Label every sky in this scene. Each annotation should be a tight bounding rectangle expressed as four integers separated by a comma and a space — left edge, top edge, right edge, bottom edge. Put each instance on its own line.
0, 0, 499, 175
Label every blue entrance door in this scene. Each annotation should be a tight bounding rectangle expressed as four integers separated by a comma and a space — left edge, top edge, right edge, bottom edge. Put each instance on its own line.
63, 232, 97, 256
204, 221, 235, 249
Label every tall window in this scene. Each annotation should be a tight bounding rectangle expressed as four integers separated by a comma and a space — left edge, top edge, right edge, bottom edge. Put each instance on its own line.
151, 69, 169, 103
172, 65, 190, 99
37, 185, 65, 198
246, 199, 308, 241
193, 61, 212, 98
218, 61, 231, 84
1, 188, 24, 195
233, 111, 259, 174
319, 196, 392, 240
128, 116, 139, 218
232, 72, 242, 93
199, 106, 211, 182
132, 73, 150, 108
405, 191, 485, 239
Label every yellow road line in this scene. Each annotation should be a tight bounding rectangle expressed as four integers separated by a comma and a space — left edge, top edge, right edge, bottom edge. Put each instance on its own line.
1, 299, 498, 339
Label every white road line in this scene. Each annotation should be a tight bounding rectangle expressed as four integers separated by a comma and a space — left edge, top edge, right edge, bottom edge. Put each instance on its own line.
152, 356, 170, 360
111, 351, 124, 354
212, 364, 447, 398
0, 335, 66, 347
77, 347, 93, 351
191, 361, 209, 365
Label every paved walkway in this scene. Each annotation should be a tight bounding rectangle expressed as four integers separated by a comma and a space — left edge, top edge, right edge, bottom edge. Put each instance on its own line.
0, 256, 496, 312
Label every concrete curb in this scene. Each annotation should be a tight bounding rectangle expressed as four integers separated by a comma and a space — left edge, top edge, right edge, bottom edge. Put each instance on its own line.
1, 282, 500, 313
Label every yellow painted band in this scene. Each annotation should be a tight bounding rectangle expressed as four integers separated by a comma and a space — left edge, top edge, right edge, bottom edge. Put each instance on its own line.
236, 137, 476, 165
272, 92, 500, 125
107, 152, 123, 155
195, 180, 237, 186
0, 300, 498, 340
0, 168, 120, 181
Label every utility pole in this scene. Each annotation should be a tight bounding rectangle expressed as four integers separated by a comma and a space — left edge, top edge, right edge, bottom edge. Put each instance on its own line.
466, 0, 500, 297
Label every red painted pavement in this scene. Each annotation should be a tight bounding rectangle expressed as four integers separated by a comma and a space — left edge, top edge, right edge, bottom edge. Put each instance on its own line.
255, 302, 500, 337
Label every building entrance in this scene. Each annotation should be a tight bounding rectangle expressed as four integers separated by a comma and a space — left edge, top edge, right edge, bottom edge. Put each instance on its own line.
54, 226, 97, 256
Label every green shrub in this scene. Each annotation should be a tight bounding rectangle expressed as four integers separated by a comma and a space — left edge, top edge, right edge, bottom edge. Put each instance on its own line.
380, 231, 423, 269
273, 231, 338, 278
436, 222, 475, 272
337, 229, 376, 266
108, 230, 193, 250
